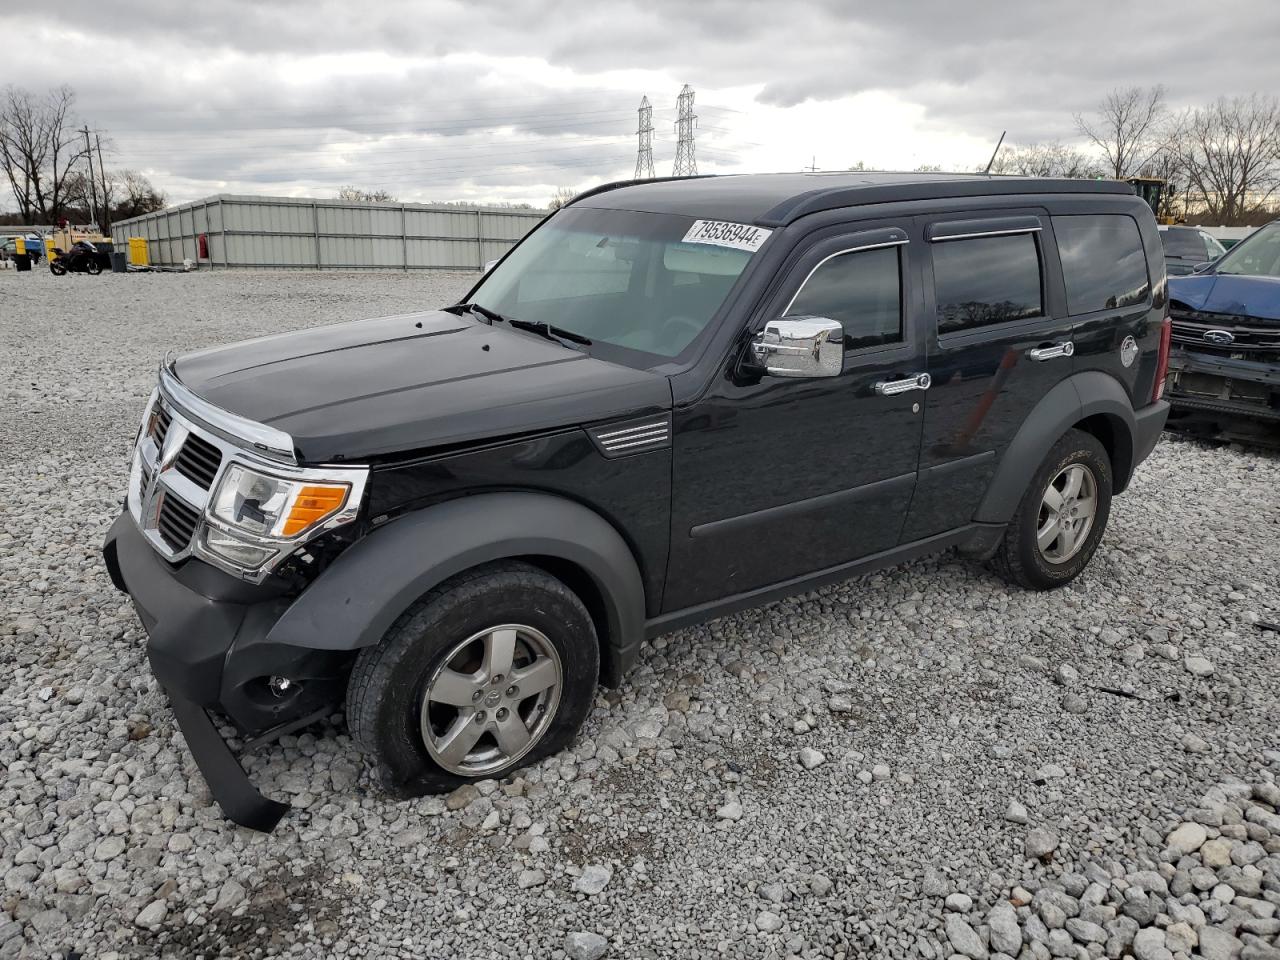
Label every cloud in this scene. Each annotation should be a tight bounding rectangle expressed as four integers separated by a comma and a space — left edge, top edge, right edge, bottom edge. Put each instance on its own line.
2, 0, 1278, 207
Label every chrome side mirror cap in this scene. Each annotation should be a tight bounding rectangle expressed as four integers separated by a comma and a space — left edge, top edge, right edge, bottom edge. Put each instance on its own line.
750, 317, 843, 378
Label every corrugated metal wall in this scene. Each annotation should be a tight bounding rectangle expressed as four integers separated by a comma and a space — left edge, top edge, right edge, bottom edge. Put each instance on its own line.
111, 194, 546, 271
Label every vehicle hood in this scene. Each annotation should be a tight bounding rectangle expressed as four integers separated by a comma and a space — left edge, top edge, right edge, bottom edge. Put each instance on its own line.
173, 310, 671, 462
1168, 273, 1280, 322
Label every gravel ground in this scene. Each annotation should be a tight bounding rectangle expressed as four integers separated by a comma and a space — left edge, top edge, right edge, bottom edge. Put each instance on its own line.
2, 267, 1279, 960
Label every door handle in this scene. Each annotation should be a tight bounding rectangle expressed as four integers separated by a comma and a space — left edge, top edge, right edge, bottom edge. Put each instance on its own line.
873, 373, 932, 396
1028, 341, 1075, 361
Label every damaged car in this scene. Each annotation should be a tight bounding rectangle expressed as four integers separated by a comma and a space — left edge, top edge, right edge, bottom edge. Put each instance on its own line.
1166, 219, 1280, 444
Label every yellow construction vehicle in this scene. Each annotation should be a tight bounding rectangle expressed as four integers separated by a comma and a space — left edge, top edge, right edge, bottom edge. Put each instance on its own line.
1125, 177, 1177, 224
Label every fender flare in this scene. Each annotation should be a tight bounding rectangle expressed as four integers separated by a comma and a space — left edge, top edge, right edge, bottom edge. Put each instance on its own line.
265, 492, 646, 685
975, 371, 1138, 524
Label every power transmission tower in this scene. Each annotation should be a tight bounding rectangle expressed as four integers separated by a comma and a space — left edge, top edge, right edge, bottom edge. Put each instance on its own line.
634, 96, 655, 180
672, 84, 698, 177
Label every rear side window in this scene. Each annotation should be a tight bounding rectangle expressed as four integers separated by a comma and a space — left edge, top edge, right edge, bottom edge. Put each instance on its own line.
932, 233, 1042, 334
1055, 215, 1151, 314
785, 246, 902, 350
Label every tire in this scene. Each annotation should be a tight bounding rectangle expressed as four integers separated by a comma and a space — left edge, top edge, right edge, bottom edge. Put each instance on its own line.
992, 428, 1113, 590
85, 258, 102, 275
346, 561, 599, 796
49, 260, 66, 276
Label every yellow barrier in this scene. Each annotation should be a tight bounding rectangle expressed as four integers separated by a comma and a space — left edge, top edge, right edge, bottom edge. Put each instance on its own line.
128, 237, 149, 266
13, 238, 23, 255
45, 239, 55, 258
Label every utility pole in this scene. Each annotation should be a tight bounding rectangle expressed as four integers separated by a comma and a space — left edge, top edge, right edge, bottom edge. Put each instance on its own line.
82, 125, 99, 229
95, 134, 110, 232
805, 155, 819, 172
672, 84, 698, 177
634, 96, 655, 180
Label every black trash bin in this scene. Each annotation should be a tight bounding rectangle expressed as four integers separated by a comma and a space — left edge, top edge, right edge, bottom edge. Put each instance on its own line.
111, 251, 127, 273
14, 254, 31, 272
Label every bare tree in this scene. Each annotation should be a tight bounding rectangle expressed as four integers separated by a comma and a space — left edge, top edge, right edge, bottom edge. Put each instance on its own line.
336, 185, 396, 203
987, 141, 1103, 179
1171, 94, 1280, 225
1075, 85, 1168, 179
113, 169, 166, 220
547, 186, 577, 211
0, 85, 88, 221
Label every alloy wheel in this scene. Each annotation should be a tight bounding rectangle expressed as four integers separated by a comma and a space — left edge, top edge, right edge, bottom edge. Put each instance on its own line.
419, 624, 563, 776
1036, 463, 1098, 564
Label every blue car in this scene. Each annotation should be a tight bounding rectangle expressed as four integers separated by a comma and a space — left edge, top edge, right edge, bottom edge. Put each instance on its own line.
1166, 220, 1280, 442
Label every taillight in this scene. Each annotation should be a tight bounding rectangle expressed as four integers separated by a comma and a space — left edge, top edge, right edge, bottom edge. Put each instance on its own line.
1152, 309, 1172, 402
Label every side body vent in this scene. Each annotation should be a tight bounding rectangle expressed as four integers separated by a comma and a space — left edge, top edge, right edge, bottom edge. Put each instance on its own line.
587, 414, 672, 459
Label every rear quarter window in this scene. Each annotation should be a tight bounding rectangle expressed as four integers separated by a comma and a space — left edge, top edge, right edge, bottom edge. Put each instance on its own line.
1055, 215, 1151, 314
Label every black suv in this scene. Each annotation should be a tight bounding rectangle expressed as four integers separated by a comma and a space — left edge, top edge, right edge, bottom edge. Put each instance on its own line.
103, 173, 1171, 829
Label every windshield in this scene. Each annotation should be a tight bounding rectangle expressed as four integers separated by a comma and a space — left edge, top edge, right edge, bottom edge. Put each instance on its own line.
1214, 222, 1280, 277
469, 207, 757, 362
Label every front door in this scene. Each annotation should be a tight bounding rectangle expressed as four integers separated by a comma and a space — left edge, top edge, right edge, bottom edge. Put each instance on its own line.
902, 211, 1077, 541
665, 221, 928, 612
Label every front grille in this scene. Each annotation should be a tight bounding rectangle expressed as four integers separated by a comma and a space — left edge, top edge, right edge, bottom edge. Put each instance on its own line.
151, 405, 172, 447
156, 495, 200, 551
174, 433, 223, 489
1170, 308, 1280, 357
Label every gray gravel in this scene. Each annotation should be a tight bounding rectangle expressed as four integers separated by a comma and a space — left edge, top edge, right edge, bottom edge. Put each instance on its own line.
2, 267, 1279, 960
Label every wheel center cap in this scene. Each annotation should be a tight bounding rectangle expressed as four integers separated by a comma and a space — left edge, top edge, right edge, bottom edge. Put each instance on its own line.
485, 691, 501, 707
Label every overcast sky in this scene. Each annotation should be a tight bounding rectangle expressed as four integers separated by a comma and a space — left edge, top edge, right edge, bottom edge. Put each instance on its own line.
3, 1, 1279, 209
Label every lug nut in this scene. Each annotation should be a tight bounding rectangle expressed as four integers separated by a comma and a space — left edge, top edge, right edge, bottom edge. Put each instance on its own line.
491, 674, 504, 685
472, 690, 483, 702
505, 685, 518, 698
474, 711, 486, 724
496, 707, 509, 721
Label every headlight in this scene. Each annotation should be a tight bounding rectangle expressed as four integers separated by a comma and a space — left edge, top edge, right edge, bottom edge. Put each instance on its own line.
210, 464, 353, 540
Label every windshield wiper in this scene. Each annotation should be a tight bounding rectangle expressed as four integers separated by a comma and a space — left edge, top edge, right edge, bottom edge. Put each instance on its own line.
506, 317, 592, 347
444, 302, 590, 348
444, 302, 508, 325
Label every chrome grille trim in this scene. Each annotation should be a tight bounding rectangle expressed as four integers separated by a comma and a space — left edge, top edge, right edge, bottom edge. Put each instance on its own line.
126, 388, 368, 582
158, 359, 297, 464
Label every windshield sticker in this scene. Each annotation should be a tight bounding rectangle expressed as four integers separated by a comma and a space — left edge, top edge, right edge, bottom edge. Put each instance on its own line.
682, 220, 772, 253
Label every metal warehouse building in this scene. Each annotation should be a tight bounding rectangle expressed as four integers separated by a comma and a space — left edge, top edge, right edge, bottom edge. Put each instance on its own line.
110, 194, 546, 271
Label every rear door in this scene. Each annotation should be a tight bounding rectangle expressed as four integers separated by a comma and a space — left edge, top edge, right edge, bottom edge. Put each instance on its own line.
903, 211, 1075, 541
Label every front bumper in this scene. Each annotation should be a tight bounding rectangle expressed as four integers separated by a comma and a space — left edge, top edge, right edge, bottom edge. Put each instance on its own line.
103, 511, 354, 830
1166, 349, 1280, 424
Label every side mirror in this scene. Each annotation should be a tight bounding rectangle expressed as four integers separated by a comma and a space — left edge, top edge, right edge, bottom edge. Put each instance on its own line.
750, 317, 843, 378
1191, 261, 1214, 274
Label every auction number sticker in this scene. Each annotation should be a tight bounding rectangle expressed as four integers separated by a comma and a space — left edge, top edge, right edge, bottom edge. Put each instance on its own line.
682, 220, 772, 253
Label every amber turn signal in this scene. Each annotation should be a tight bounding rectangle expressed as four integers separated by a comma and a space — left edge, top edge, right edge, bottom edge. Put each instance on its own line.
282, 485, 349, 537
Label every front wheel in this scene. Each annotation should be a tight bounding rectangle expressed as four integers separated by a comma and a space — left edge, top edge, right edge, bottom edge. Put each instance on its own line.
85, 258, 102, 275
346, 561, 599, 795
992, 428, 1113, 590
49, 260, 66, 276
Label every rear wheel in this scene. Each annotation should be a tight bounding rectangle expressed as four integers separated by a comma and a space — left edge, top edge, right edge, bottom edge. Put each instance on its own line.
992, 428, 1112, 590
85, 258, 102, 275
346, 562, 599, 795
49, 260, 66, 276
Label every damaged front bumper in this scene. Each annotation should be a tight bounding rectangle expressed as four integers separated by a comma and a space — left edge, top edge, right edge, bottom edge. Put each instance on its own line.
102, 511, 353, 831
1166, 349, 1280, 425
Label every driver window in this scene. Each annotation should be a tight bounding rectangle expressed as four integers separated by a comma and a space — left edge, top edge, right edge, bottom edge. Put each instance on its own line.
785, 245, 903, 351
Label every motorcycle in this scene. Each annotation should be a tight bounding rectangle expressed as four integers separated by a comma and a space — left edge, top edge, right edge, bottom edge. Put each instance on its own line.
49, 242, 104, 276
